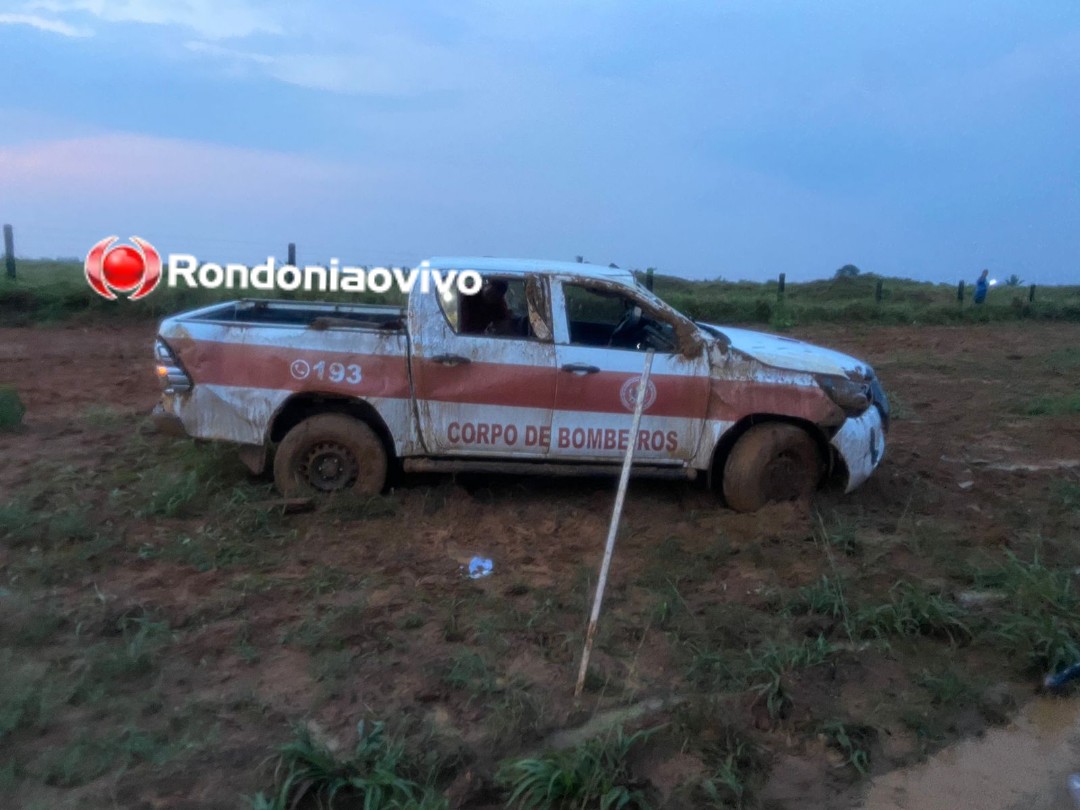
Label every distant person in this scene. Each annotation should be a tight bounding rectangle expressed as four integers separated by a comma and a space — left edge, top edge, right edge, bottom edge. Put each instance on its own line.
973, 269, 990, 305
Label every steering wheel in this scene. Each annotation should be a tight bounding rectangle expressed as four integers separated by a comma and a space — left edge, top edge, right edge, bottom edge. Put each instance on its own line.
608, 305, 642, 346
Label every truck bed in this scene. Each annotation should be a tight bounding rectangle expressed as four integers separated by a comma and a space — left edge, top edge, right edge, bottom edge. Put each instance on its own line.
182, 299, 406, 331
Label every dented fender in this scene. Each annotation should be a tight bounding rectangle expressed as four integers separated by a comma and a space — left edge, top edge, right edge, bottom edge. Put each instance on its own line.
830, 406, 886, 492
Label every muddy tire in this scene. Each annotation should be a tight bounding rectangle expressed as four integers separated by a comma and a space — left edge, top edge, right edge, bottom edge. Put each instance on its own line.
721, 423, 821, 513
273, 414, 387, 497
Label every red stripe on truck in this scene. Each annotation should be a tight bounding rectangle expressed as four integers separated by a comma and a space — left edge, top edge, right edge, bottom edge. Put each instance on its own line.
174, 338, 842, 424
175, 339, 412, 398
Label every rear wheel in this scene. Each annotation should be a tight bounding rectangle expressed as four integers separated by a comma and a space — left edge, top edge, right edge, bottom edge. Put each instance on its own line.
722, 423, 821, 512
274, 413, 387, 497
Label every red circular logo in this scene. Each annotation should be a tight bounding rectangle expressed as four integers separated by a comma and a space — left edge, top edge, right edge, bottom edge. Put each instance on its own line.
84, 236, 162, 300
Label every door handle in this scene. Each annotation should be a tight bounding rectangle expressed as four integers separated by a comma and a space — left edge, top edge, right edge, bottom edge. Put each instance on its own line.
432, 354, 471, 366
561, 363, 600, 375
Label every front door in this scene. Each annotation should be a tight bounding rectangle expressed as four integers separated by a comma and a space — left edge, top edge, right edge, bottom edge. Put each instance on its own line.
548, 279, 710, 463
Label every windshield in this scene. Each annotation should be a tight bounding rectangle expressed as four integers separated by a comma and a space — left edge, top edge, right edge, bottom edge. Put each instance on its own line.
631, 279, 681, 317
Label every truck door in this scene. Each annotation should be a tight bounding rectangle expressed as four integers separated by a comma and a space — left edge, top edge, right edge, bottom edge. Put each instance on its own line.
409, 273, 557, 457
548, 279, 710, 463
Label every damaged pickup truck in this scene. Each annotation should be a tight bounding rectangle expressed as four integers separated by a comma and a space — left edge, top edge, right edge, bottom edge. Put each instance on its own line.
153, 257, 888, 512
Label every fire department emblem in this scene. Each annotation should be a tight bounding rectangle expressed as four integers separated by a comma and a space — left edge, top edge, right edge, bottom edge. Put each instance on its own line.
619, 376, 656, 412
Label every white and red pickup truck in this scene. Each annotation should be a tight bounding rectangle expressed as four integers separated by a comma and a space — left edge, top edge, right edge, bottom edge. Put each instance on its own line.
153, 257, 888, 512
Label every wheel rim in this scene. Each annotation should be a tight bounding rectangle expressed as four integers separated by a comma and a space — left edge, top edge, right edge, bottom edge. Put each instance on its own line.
762, 451, 810, 502
299, 441, 359, 492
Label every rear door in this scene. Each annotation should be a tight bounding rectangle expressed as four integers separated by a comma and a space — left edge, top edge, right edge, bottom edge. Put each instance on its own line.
409, 273, 557, 457
548, 279, 710, 463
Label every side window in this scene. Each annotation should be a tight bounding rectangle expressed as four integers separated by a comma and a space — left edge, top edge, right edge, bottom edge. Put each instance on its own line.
439, 275, 551, 340
562, 284, 677, 352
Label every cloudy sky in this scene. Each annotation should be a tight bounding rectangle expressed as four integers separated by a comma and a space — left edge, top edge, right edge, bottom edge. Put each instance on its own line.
1, 1, 1077, 282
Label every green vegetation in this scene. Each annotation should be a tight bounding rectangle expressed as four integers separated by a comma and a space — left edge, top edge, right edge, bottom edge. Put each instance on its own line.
647, 270, 1080, 328
0, 385, 25, 431
979, 551, 1080, 673
498, 727, 656, 810
854, 582, 971, 644
251, 721, 446, 810
5, 258, 1080, 326
747, 636, 837, 719
1022, 391, 1080, 417
820, 720, 874, 776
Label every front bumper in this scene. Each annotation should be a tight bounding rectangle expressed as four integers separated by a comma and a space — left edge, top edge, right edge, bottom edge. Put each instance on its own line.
830, 405, 886, 493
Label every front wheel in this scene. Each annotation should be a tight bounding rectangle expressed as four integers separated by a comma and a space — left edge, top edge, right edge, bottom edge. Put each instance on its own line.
721, 423, 821, 512
273, 413, 387, 497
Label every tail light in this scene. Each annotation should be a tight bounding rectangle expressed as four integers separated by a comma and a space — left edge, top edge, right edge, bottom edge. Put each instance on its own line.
154, 338, 192, 393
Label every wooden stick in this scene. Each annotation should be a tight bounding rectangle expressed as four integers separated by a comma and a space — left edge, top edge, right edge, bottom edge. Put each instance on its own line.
575, 349, 655, 697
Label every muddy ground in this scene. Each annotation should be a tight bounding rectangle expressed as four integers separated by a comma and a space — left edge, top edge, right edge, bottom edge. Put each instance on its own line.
1, 321, 1079, 809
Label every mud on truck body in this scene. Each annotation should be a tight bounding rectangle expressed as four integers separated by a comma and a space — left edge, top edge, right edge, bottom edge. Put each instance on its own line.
152, 257, 888, 512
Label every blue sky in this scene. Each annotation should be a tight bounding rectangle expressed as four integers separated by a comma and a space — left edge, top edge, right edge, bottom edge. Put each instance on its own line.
1, 1, 1077, 282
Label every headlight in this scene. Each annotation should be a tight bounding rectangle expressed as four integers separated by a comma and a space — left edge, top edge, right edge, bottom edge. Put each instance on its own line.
815, 374, 871, 416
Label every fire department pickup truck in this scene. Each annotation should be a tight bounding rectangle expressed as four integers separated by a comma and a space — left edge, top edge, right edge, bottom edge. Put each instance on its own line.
153, 257, 888, 512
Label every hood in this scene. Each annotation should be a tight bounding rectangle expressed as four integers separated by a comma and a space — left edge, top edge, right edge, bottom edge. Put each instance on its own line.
698, 323, 870, 378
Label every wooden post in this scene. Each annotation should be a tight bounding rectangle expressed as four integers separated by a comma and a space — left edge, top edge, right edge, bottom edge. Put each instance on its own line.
777, 272, 786, 299
957, 280, 965, 302
287, 242, 297, 266
575, 350, 655, 697
3, 225, 14, 280
645, 267, 654, 291
875, 278, 883, 304
1029, 284, 1036, 303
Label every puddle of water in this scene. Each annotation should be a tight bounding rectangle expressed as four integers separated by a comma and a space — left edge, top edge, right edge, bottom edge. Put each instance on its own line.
860, 696, 1080, 810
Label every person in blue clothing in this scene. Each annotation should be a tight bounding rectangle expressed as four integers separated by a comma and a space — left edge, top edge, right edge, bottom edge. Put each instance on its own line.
973, 269, 990, 304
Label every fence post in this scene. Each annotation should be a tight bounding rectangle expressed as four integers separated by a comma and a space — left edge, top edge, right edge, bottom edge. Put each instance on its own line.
777, 272, 785, 300
957, 280, 965, 302
1029, 284, 1036, 303
287, 242, 297, 266
3, 224, 14, 280
645, 267, 654, 291
875, 278, 883, 304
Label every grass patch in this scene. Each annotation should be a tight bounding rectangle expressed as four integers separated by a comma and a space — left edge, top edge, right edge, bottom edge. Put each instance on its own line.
81, 403, 126, 428
1053, 480, 1080, 512
747, 635, 837, 719
251, 720, 446, 810
320, 493, 400, 520
1021, 391, 1080, 416
498, 726, 656, 810
693, 731, 769, 809
0, 497, 38, 545
820, 720, 874, 776
854, 582, 971, 644
38, 725, 195, 787
0, 386, 25, 431
77, 615, 173, 697
441, 650, 497, 699
0, 653, 68, 739
978, 551, 1080, 673
282, 599, 368, 652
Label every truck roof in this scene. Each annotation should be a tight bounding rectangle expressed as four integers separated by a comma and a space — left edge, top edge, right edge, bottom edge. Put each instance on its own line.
425, 256, 637, 286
